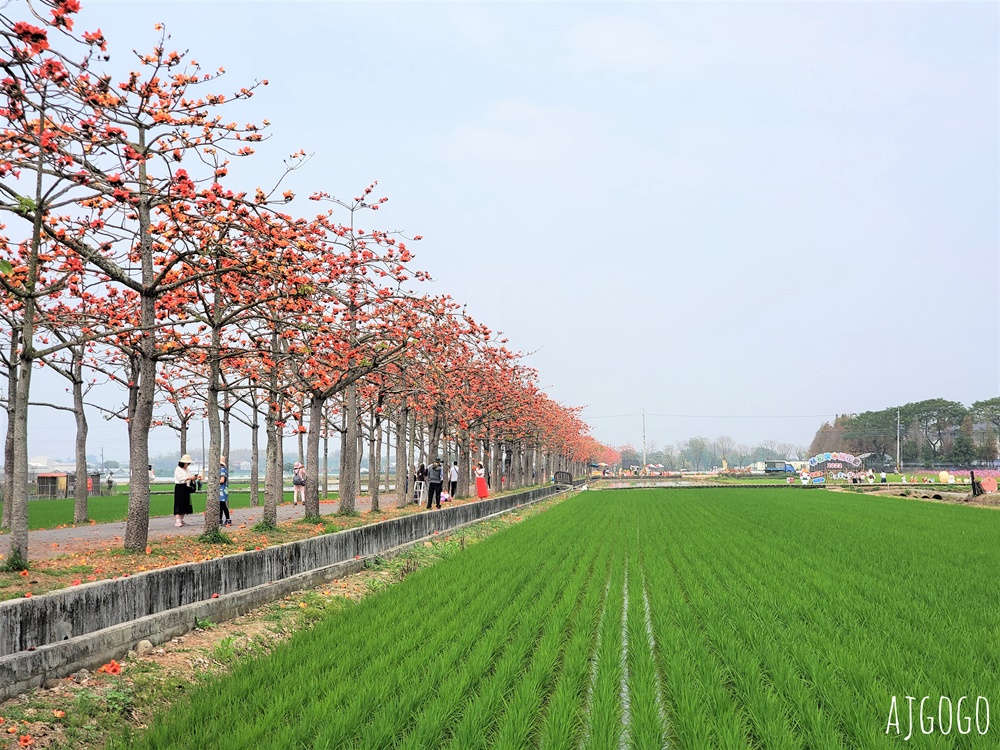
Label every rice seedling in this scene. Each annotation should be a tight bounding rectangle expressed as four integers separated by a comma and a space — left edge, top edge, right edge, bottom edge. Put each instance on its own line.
114, 488, 1000, 749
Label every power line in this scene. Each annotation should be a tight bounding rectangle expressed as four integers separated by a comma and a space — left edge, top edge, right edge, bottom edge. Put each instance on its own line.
584, 413, 839, 420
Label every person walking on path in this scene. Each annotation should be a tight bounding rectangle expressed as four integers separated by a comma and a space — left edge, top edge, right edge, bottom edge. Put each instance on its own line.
173, 454, 198, 527
219, 456, 231, 527
292, 462, 306, 506
475, 462, 489, 500
427, 458, 444, 509
449, 461, 459, 500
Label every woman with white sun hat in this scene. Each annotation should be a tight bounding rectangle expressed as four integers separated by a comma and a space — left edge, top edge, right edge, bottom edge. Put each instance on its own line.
173, 454, 199, 527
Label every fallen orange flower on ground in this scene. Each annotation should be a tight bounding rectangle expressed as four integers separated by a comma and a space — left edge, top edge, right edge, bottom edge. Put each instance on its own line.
97, 660, 121, 675
19, 735, 33, 747
53, 709, 66, 718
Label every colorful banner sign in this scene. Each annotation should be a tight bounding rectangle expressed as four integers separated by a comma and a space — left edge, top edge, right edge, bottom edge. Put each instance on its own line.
808, 452, 862, 468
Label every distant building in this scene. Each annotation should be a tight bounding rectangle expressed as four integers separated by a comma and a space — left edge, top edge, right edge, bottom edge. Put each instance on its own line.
30, 455, 80, 473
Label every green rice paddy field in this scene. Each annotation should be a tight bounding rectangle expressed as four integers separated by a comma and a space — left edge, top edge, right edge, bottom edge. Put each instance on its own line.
116, 488, 1000, 749
0, 487, 326, 530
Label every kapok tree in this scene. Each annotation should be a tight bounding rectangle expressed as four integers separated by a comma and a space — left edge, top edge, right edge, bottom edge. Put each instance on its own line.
0, 1, 110, 560
176, 200, 313, 536
287, 187, 427, 516
27, 23, 275, 551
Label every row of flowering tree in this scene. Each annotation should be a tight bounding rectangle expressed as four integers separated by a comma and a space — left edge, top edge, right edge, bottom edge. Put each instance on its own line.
0, 1, 615, 567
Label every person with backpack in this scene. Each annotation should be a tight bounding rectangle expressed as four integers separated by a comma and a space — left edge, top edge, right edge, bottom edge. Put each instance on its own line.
292, 461, 306, 506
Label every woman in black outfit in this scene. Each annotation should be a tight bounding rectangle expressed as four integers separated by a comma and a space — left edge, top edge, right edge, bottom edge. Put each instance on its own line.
173, 454, 197, 527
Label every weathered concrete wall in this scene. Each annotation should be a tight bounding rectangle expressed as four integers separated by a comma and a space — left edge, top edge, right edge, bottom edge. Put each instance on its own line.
0, 483, 565, 700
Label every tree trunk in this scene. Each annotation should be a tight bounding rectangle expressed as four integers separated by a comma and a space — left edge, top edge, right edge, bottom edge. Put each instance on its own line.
367, 408, 376, 500
297, 410, 305, 466
356, 418, 364, 494
2, 329, 18, 532
202, 323, 222, 535
339, 382, 358, 512
9, 301, 34, 562
408, 409, 417, 483
262, 332, 281, 526
222, 390, 231, 467
8, 132, 50, 561
384, 420, 391, 498
490, 439, 502, 494
371, 412, 382, 512
123, 128, 157, 553
394, 407, 408, 506
72, 349, 89, 523
250, 412, 260, 507
428, 412, 442, 463
458, 430, 472, 498
305, 392, 324, 517
323, 425, 329, 499
339, 407, 347, 496
263, 404, 278, 526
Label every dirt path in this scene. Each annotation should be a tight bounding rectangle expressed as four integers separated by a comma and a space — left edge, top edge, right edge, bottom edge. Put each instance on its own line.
1, 494, 414, 561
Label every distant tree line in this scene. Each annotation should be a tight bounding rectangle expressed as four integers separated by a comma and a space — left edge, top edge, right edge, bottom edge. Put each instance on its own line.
808, 398, 1000, 468
617, 436, 809, 471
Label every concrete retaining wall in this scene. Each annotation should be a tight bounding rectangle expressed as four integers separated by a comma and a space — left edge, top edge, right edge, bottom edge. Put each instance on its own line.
0, 483, 566, 700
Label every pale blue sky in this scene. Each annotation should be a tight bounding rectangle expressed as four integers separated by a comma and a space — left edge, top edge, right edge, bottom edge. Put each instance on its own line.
10, 0, 1000, 459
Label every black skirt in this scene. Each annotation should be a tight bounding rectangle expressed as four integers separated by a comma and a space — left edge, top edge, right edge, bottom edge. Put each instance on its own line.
173, 482, 193, 515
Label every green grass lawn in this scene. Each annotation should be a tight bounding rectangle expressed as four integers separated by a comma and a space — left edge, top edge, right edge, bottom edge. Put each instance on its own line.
0, 488, 340, 531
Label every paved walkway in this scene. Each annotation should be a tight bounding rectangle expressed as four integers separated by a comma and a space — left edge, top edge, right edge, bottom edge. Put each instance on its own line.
2, 494, 423, 561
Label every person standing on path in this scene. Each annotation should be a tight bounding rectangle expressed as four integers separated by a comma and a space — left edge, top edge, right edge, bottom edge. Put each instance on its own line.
292, 462, 306, 506
219, 456, 231, 527
415, 463, 427, 505
475, 462, 489, 500
449, 461, 459, 500
427, 458, 443, 509
173, 454, 197, 527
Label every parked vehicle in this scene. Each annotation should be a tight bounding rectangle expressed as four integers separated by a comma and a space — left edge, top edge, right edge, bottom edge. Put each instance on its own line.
764, 460, 794, 474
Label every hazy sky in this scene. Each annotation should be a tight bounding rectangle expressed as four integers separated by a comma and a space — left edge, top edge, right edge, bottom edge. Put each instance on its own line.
7, 0, 1000, 461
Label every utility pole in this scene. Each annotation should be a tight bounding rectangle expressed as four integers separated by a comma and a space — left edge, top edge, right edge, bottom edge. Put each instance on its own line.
896, 406, 903, 474
642, 408, 647, 471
